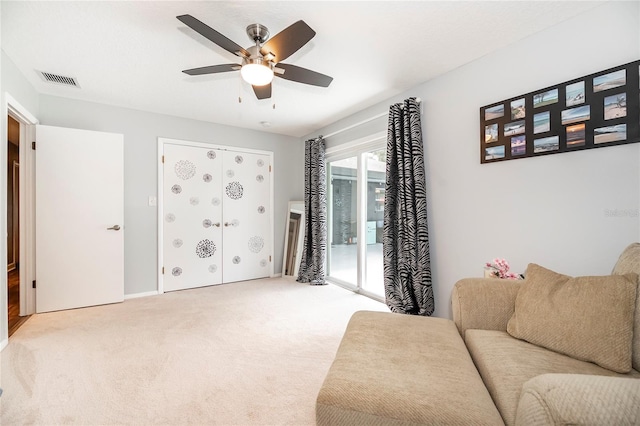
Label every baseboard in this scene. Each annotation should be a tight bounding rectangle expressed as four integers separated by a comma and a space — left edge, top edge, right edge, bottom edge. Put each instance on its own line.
271, 273, 282, 278
124, 291, 159, 300
0, 338, 8, 352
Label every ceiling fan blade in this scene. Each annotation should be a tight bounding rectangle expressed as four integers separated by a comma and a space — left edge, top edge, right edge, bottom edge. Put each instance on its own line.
177, 14, 249, 57
260, 20, 315, 63
275, 63, 333, 87
182, 64, 240, 76
252, 84, 272, 100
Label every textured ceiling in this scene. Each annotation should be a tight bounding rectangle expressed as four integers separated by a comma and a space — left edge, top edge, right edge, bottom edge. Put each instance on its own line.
2, 1, 604, 137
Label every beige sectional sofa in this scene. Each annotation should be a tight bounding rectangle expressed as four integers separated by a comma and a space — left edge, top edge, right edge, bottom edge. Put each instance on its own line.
317, 243, 640, 425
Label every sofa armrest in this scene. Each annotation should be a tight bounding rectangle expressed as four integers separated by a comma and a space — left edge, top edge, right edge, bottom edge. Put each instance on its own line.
515, 373, 640, 426
451, 278, 521, 338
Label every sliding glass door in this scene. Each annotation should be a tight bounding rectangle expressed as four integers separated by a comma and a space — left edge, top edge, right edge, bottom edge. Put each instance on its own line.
327, 142, 385, 300
327, 155, 358, 285
363, 149, 385, 296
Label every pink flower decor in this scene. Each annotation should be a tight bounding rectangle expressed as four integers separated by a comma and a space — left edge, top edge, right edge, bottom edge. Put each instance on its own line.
485, 258, 522, 280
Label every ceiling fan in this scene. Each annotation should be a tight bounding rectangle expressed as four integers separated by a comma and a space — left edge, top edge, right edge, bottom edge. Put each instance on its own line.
177, 14, 333, 100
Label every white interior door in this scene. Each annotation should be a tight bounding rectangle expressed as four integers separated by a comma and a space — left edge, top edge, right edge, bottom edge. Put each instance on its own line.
163, 144, 223, 291
222, 151, 271, 283
35, 125, 124, 313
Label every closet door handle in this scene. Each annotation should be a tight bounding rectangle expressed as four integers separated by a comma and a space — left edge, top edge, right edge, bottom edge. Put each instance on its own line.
107, 225, 121, 231
213, 222, 221, 227
224, 222, 230, 227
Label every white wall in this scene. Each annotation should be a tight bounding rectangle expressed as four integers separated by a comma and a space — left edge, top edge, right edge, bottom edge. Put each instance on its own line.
309, 1, 640, 318
38, 96, 304, 296
1, 52, 39, 118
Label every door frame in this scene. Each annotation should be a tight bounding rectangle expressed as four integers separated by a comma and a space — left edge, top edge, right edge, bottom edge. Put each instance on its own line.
157, 137, 275, 294
2, 93, 38, 349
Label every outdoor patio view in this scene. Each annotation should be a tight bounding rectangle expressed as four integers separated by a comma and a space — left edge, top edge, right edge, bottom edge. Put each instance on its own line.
327, 149, 386, 298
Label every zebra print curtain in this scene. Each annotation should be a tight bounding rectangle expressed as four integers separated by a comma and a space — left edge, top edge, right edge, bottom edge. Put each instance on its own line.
383, 97, 434, 315
297, 137, 327, 285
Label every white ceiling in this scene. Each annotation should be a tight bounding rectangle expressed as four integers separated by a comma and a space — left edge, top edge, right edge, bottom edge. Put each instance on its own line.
2, 1, 604, 137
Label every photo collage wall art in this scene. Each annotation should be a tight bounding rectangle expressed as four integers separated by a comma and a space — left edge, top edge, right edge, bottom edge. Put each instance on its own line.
480, 60, 640, 163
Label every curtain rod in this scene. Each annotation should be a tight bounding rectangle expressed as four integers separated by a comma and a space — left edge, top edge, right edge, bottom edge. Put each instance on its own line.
319, 97, 422, 140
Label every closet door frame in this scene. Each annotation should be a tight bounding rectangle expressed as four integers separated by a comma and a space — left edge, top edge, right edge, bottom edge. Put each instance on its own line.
157, 137, 274, 294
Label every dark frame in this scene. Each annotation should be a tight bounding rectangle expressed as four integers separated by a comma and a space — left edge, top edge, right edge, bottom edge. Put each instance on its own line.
480, 60, 640, 164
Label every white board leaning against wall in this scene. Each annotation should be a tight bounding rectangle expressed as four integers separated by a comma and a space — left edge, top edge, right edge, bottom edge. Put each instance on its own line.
158, 138, 274, 293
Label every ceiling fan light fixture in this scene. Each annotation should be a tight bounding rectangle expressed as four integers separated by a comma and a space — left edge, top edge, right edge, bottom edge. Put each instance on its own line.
241, 62, 274, 86
178, 15, 331, 99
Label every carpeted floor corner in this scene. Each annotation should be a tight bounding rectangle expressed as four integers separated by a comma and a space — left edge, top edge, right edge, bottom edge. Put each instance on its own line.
0, 277, 387, 425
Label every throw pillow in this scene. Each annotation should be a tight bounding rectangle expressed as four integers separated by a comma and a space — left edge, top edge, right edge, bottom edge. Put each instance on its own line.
507, 263, 637, 373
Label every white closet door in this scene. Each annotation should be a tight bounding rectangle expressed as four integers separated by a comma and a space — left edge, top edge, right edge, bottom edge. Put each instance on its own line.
222, 151, 271, 283
163, 144, 223, 291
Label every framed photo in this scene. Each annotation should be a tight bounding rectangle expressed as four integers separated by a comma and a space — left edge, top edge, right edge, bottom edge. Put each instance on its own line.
485, 145, 505, 160
561, 105, 590, 125
566, 81, 585, 106
566, 123, 586, 147
504, 120, 525, 136
511, 98, 525, 119
594, 124, 626, 144
511, 135, 526, 156
480, 60, 639, 163
533, 88, 558, 108
593, 69, 625, 92
533, 111, 550, 134
485, 123, 499, 143
603, 93, 626, 120
534, 136, 559, 153
485, 104, 504, 121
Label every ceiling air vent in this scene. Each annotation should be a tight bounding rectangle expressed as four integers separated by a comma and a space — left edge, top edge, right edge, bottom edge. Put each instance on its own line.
37, 71, 80, 88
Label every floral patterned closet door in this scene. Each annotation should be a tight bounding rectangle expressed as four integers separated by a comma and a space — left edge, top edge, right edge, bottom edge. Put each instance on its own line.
163, 143, 271, 291
221, 150, 271, 283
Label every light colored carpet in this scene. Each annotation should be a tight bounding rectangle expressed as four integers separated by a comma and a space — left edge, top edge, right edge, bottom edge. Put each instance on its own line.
0, 277, 387, 425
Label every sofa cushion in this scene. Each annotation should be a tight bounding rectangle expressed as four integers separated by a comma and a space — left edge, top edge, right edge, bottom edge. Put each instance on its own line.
452, 278, 521, 339
316, 311, 504, 426
506, 263, 637, 373
611, 242, 640, 371
465, 329, 640, 426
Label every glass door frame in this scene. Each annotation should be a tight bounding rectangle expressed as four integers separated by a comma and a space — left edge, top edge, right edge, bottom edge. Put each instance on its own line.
325, 132, 386, 302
